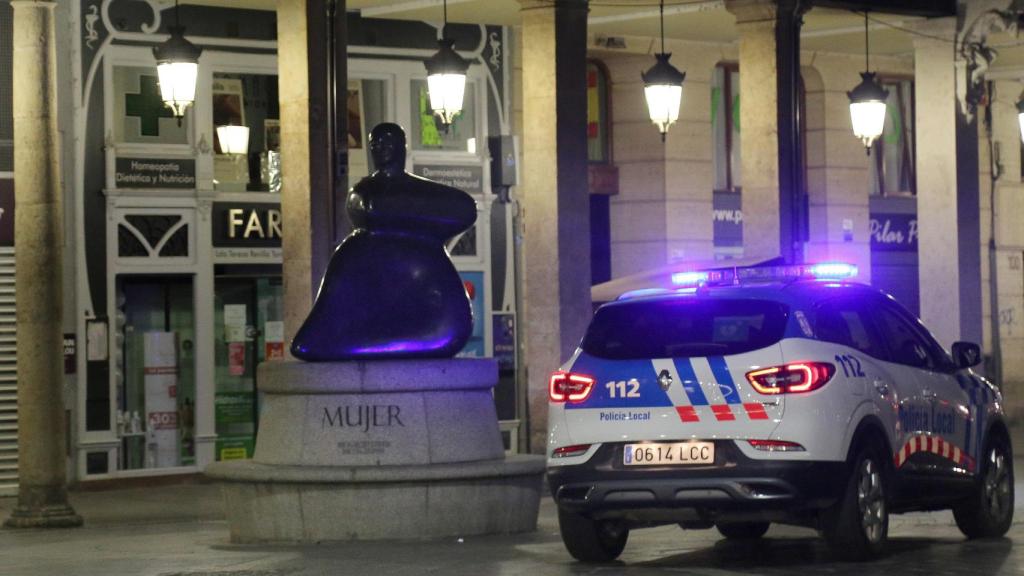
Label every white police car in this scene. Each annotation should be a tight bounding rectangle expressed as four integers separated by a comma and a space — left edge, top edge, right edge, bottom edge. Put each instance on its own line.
548, 263, 1013, 562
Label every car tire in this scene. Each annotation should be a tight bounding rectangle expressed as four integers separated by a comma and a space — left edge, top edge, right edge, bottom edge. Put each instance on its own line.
557, 508, 628, 563
954, 435, 1014, 539
822, 445, 889, 561
716, 522, 770, 540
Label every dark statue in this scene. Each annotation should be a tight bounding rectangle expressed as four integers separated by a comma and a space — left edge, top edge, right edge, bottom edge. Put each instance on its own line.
291, 123, 477, 361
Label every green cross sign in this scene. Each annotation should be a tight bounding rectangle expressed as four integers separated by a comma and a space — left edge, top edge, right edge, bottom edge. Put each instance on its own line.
125, 75, 175, 137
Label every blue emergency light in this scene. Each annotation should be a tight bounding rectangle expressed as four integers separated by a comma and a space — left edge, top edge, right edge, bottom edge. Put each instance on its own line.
668, 262, 858, 289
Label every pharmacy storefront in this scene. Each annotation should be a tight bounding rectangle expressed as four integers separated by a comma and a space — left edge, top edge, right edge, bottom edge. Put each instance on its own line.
73, 3, 520, 480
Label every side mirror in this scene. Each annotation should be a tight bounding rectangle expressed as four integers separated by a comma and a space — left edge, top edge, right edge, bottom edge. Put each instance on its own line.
952, 341, 982, 368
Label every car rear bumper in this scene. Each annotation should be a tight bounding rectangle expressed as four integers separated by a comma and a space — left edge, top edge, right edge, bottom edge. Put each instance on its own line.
547, 441, 847, 515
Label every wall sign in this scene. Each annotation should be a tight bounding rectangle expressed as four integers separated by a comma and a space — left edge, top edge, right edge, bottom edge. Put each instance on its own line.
712, 191, 742, 248
870, 213, 918, 252
64, 334, 76, 375
212, 202, 283, 262
412, 164, 484, 195
0, 179, 13, 247
212, 203, 282, 247
115, 157, 196, 189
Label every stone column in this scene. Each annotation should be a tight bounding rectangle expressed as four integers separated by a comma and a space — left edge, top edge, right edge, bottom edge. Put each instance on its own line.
278, 0, 314, 344
518, 0, 591, 452
4, 0, 81, 529
913, 18, 983, 349
726, 0, 780, 261
989, 80, 1024, 421
276, 0, 345, 345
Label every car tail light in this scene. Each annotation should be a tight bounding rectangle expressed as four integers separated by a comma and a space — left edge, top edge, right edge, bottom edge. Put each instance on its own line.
747, 439, 806, 452
745, 362, 835, 395
552, 444, 591, 458
549, 371, 596, 403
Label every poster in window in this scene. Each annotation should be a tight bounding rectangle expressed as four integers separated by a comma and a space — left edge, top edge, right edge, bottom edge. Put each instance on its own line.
348, 80, 369, 182
457, 271, 486, 357
348, 80, 365, 150
264, 119, 281, 152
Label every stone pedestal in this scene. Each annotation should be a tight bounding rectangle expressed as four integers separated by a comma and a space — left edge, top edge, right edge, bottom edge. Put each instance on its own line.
206, 359, 545, 542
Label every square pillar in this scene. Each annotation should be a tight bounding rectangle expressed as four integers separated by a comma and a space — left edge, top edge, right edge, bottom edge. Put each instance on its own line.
276, 0, 346, 345
518, 0, 591, 452
726, 0, 780, 261
913, 18, 983, 349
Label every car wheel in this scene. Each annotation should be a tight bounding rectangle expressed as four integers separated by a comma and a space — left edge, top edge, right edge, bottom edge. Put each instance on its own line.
822, 446, 889, 561
557, 508, 628, 563
716, 521, 770, 540
954, 436, 1014, 539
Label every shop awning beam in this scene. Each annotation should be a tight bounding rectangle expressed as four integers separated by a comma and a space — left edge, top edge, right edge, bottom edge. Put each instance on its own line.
809, 0, 955, 18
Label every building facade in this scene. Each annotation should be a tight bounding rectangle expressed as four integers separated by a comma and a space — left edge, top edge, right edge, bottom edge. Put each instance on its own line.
2, 0, 1023, 491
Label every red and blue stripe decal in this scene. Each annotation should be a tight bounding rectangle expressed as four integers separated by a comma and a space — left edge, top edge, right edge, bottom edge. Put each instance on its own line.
673, 358, 709, 406
565, 354, 770, 423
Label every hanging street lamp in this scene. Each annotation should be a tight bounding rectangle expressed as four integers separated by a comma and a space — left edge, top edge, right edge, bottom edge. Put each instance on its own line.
848, 12, 887, 154
153, 0, 202, 124
642, 0, 686, 142
1017, 98, 1024, 143
216, 124, 250, 155
424, 0, 469, 128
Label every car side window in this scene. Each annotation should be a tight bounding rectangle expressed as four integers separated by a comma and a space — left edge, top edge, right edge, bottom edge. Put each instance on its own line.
873, 305, 936, 370
814, 299, 887, 360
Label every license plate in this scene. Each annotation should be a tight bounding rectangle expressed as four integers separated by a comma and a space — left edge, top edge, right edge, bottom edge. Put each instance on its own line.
623, 442, 715, 466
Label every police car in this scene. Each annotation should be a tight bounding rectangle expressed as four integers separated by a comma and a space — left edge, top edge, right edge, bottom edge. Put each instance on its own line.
548, 263, 1013, 562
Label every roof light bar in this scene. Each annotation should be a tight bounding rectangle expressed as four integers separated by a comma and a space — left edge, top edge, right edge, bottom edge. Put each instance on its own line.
664, 262, 858, 290
808, 262, 858, 280
670, 271, 708, 287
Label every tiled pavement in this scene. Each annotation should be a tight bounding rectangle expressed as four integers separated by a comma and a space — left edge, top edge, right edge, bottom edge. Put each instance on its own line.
1, 467, 1022, 576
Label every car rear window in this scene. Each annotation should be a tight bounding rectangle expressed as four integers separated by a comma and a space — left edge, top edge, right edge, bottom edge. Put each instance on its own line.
581, 298, 790, 359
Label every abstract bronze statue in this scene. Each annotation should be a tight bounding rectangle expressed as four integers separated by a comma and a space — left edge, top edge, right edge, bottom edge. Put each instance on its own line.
291, 123, 476, 361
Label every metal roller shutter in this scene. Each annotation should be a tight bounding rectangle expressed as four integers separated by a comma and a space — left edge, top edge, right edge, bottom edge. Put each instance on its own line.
0, 247, 16, 495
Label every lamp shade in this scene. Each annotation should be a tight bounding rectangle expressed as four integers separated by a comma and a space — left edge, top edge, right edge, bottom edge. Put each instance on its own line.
642, 53, 686, 140
153, 25, 202, 119
216, 125, 250, 155
847, 71, 888, 151
1017, 99, 1024, 143
424, 39, 470, 126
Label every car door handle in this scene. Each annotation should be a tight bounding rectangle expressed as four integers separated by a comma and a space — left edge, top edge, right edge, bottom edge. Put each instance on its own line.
872, 380, 890, 396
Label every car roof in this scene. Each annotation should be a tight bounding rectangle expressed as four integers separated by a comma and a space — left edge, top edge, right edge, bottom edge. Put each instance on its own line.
605, 279, 888, 311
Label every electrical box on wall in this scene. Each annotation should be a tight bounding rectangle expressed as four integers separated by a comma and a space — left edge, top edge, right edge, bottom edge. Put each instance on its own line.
488, 136, 516, 188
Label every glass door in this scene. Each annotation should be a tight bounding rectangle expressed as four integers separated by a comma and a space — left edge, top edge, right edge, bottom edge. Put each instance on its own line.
213, 275, 283, 461
117, 276, 196, 471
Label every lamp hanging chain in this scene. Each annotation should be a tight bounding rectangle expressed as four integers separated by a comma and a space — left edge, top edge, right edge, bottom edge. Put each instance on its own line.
863, 11, 869, 72
660, 0, 665, 54
443, 0, 448, 39
175, 0, 180, 29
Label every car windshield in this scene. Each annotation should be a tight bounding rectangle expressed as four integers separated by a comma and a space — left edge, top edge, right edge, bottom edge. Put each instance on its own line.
581, 298, 790, 359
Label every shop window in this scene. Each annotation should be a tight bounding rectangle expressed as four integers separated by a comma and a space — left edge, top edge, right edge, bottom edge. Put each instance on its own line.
348, 78, 390, 183
587, 61, 610, 164
214, 276, 283, 462
587, 60, 613, 285
116, 276, 196, 471
870, 78, 915, 196
409, 79, 477, 154
211, 73, 280, 192
712, 63, 741, 193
